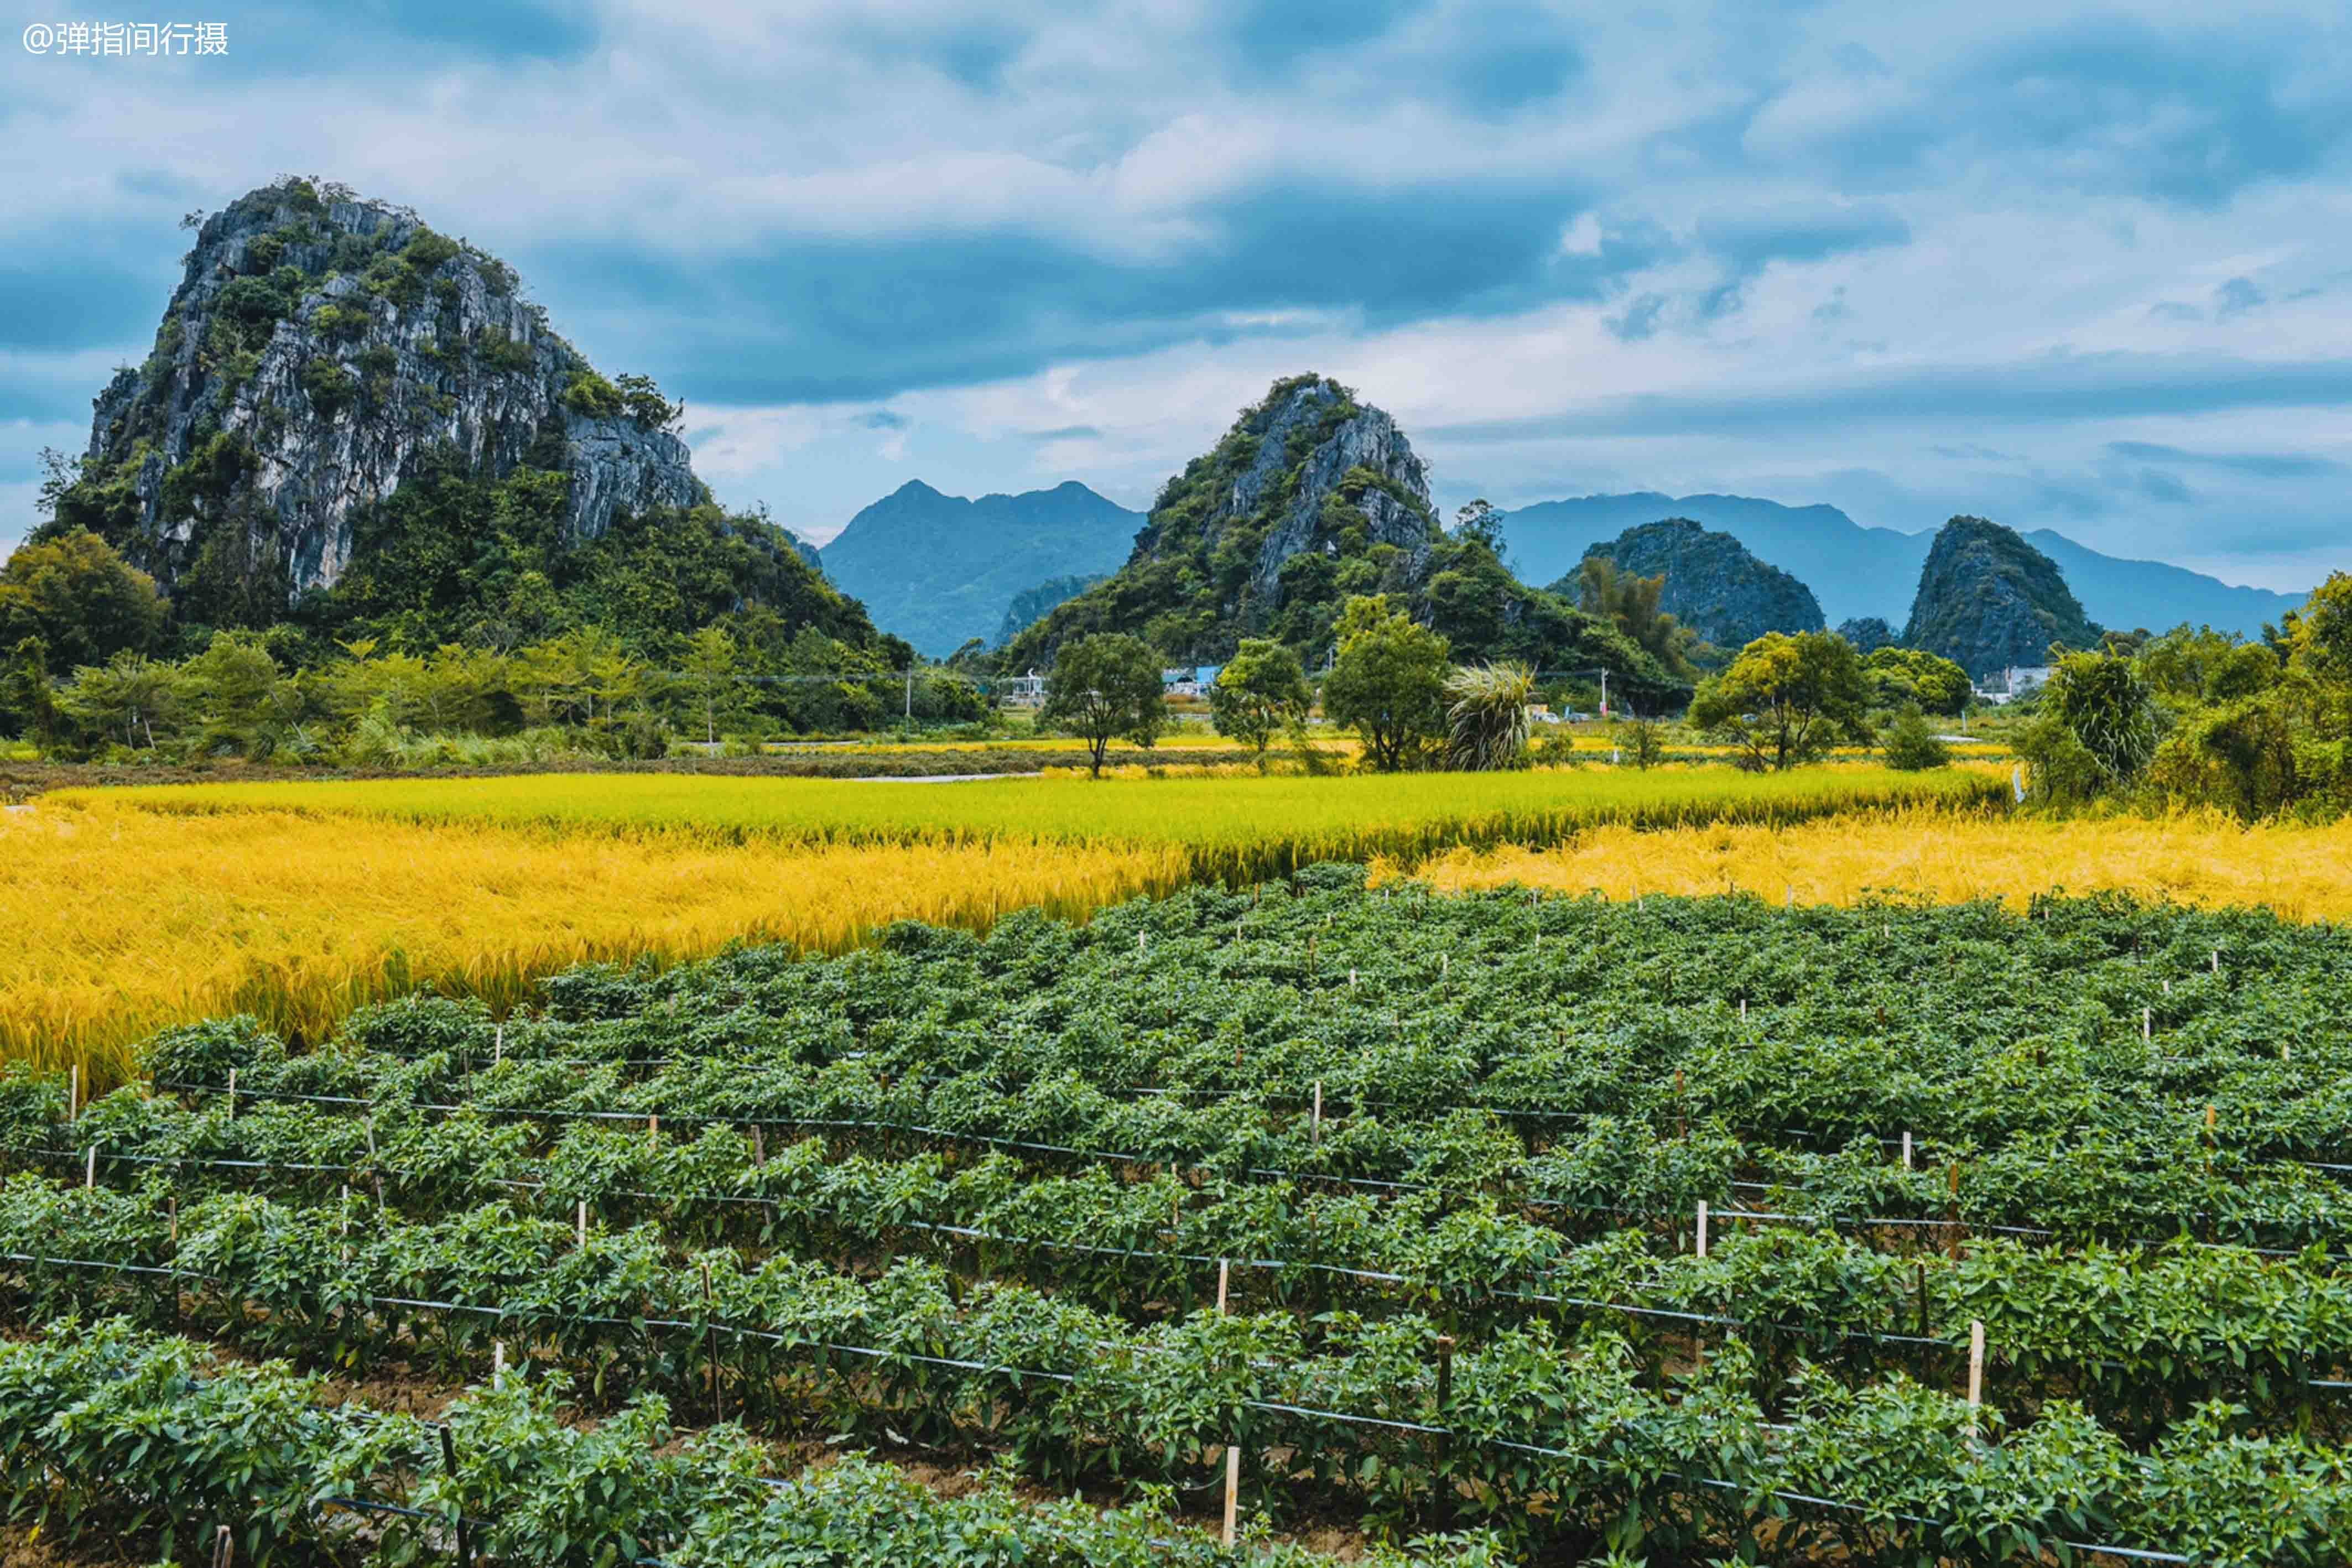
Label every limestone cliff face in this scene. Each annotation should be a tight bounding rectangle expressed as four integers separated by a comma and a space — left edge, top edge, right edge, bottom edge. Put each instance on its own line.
1574, 518, 1824, 649
76, 178, 701, 597
1227, 380, 1435, 601
998, 373, 1442, 666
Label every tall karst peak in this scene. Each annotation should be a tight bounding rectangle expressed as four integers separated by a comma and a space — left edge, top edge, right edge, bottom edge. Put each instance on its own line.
1903, 515, 2101, 677
998, 374, 1689, 702
53, 175, 701, 602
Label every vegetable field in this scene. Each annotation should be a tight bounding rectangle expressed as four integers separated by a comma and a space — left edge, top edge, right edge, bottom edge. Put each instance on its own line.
3, 765, 2000, 1081
8, 870, 2352, 1564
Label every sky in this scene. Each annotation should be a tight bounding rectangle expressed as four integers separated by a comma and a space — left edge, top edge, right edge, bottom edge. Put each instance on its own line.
3, 2, 2349, 591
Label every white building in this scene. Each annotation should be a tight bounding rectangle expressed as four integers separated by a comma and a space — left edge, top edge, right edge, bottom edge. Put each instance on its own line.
1972, 665, 2053, 705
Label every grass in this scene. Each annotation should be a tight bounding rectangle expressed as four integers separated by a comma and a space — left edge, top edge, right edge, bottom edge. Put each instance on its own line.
1402, 809, 2352, 920
72, 764, 2010, 883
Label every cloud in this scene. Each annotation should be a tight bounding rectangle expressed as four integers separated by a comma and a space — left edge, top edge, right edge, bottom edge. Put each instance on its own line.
2105, 440, 2344, 478
2214, 275, 2267, 317
4, 0, 2350, 593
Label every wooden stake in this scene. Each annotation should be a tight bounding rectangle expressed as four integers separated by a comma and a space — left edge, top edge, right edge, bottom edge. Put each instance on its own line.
1967, 1319, 1985, 1415
1695, 1200, 1709, 1258
493, 1024, 503, 1067
68, 1064, 79, 1122
83, 1146, 96, 1189
1349, 967, 1357, 987
440, 1427, 471, 1568
2211, 949, 2220, 975
648, 1114, 659, 1147
1222, 1441, 1241, 1548
364, 1118, 385, 1207
1901, 1130, 1913, 1170
492, 1340, 506, 1383
752, 1123, 766, 1165
701, 1261, 722, 1423
1739, 996, 1747, 1022
1310, 1081, 1323, 1144
226, 1067, 237, 1121
1138, 930, 1147, 955
2142, 1007, 2152, 1041
1433, 1335, 1456, 1531
1914, 1262, 1929, 1339
211, 1524, 234, 1568
1219, 1254, 1239, 1546
576, 1201, 588, 1247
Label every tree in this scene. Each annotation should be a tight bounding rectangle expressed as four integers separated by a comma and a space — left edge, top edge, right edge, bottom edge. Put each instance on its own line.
1, 638, 59, 749
1040, 633, 1163, 777
1881, 705, 1950, 770
1864, 646, 1971, 716
1445, 662, 1533, 770
180, 630, 305, 757
0, 529, 168, 675
61, 651, 178, 750
1320, 595, 1450, 772
1209, 639, 1312, 759
1453, 499, 1506, 557
1688, 630, 1868, 771
681, 626, 738, 743
2015, 650, 2158, 805
1575, 555, 1694, 676
1612, 710, 1665, 769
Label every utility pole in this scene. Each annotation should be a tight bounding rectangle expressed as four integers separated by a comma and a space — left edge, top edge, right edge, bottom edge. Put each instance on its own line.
904, 666, 914, 724
1599, 668, 1609, 719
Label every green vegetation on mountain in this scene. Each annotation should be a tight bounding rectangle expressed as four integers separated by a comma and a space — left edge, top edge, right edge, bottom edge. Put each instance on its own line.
5, 178, 939, 752
997, 376, 1687, 705
1903, 515, 2100, 678
21, 177, 898, 681
995, 572, 1108, 650
1572, 518, 1824, 649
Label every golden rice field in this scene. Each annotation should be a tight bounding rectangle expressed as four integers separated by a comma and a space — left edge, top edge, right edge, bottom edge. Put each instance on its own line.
22, 765, 2324, 1092
1399, 810, 2352, 920
0, 794, 1189, 1087
7, 767, 2002, 1084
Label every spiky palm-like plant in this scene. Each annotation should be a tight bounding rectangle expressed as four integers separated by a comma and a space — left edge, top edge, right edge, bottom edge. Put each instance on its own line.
1445, 661, 1534, 771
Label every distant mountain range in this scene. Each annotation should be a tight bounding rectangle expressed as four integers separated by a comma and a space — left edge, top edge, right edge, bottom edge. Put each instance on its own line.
819, 480, 1139, 658
1498, 493, 2306, 638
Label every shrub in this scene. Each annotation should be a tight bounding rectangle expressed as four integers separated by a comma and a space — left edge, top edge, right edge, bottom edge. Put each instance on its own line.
135, 1014, 285, 1082
1882, 705, 1950, 770
561, 369, 625, 420
477, 326, 537, 373
299, 357, 357, 416
400, 227, 461, 272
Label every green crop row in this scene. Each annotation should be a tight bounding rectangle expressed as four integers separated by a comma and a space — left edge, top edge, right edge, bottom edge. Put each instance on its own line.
4, 1181, 2348, 1565
0, 1319, 1433, 1568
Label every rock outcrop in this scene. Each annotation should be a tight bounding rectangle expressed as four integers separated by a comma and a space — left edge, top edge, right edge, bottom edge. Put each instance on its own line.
1000, 374, 1445, 666
1902, 517, 2100, 678
1572, 518, 1823, 649
1229, 382, 1435, 601
65, 176, 702, 600
1837, 616, 1898, 654
995, 374, 1689, 700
